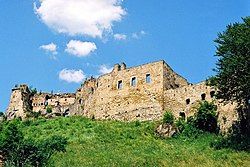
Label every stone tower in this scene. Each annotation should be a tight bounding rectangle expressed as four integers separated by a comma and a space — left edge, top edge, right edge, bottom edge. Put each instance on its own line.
6, 84, 32, 119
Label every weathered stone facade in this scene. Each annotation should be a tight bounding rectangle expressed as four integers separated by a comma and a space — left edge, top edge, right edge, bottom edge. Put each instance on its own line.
5, 60, 237, 131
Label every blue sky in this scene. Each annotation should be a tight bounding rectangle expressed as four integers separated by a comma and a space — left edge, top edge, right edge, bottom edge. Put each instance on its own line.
0, 0, 249, 112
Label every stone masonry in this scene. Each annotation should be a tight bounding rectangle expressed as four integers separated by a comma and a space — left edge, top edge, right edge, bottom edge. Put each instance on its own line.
5, 60, 237, 131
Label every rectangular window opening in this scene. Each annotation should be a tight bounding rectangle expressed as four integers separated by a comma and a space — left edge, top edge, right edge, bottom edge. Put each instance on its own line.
146, 74, 151, 83
118, 80, 123, 89
131, 77, 137, 87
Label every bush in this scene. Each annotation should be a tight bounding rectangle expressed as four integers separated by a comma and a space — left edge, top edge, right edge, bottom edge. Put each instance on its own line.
163, 111, 174, 124
175, 118, 202, 139
211, 122, 250, 152
46, 106, 53, 114
192, 101, 218, 133
27, 110, 42, 119
0, 120, 67, 167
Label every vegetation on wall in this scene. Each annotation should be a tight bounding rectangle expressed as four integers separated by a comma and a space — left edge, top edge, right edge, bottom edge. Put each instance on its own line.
163, 110, 174, 124
46, 105, 53, 114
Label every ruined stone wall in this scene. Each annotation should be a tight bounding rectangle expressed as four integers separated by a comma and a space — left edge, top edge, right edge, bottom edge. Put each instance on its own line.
163, 62, 188, 91
82, 61, 167, 121
32, 93, 75, 114
5, 60, 237, 132
163, 82, 238, 132
6, 85, 31, 119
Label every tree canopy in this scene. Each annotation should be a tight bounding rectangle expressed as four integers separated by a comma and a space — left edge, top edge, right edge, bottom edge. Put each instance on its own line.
214, 17, 250, 107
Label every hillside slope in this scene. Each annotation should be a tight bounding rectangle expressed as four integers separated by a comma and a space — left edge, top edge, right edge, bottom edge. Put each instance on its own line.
21, 117, 250, 167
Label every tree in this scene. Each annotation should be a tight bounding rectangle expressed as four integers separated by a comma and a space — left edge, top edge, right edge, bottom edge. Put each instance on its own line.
214, 17, 250, 134
0, 120, 67, 166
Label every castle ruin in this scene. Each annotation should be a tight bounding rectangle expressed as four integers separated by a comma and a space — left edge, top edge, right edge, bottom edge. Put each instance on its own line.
6, 60, 237, 131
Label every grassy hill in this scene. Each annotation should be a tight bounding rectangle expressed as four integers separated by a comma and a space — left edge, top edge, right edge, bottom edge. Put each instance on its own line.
19, 116, 250, 167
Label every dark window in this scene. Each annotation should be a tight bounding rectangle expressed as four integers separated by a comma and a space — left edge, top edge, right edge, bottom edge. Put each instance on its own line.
90, 87, 94, 94
201, 93, 206, 100
179, 112, 186, 120
146, 74, 151, 83
186, 99, 190, 105
131, 77, 137, 86
118, 80, 123, 89
210, 91, 215, 98
65, 99, 67, 101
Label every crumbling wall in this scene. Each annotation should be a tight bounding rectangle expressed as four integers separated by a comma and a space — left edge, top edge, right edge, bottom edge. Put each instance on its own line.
6, 84, 32, 119
82, 61, 166, 121
32, 93, 75, 115
163, 82, 237, 132
163, 62, 189, 90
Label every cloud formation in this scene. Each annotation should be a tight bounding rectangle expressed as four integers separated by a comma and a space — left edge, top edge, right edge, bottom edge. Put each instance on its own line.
34, 0, 126, 38
65, 40, 97, 57
59, 69, 85, 83
39, 43, 57, 55
114, 33, 127, 40
132, 30, 146, 39
99, 64, 113, 75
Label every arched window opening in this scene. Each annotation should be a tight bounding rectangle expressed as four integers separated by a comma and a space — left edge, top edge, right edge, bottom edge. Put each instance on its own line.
210, 91, 215, 98
179, 112, 186, 120
201, 93, 206, 100
186, 98, 190, 105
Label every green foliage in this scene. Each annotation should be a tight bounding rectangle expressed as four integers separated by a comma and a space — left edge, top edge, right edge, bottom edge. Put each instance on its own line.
29, 86, 37, 96
174, 101, 218, 140
214, 16, 250, 134
205, 76, 218, 87
18, 116, 250, 166
163, 111, 174, 124
214, 17, 250, 106
192, 101, 218, 133
0, 120, 67, 167
175, 118, 202, 139
212, 17, 250, 149
27, 110, 42, 119
46, 106, 53, 114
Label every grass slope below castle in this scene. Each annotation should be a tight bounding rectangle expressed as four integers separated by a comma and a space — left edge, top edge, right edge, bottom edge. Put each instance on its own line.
19, 116, 250, 167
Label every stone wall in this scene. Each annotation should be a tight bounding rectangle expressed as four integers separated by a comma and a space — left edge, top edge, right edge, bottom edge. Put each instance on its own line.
32, 93, 75, 114
163, 82, 237, 132
5, 60, 237, 132
6, 84, 31, 119
81, 60, 188, 121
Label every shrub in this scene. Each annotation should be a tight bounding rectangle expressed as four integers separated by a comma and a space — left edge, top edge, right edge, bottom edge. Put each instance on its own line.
175, 118, 202, 139
192, 101, 218, 133
163, 111, 174, 124
27, 110, 42, 119
0, 120, 67, 167
211, 122, 250, 152
46, 106, 53, 114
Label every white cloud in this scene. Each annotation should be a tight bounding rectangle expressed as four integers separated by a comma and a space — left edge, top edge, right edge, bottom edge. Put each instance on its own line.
65, 40, 97, 57
59, 69, 85, 83
99, 64, 113, 75
34, 0, 126, 38
114, 33, 127, 40
39, 43, 57, 55
132, 30, 146, 39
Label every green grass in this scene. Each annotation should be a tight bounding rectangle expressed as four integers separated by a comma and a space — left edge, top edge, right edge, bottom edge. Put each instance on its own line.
20, 117, 250, 167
